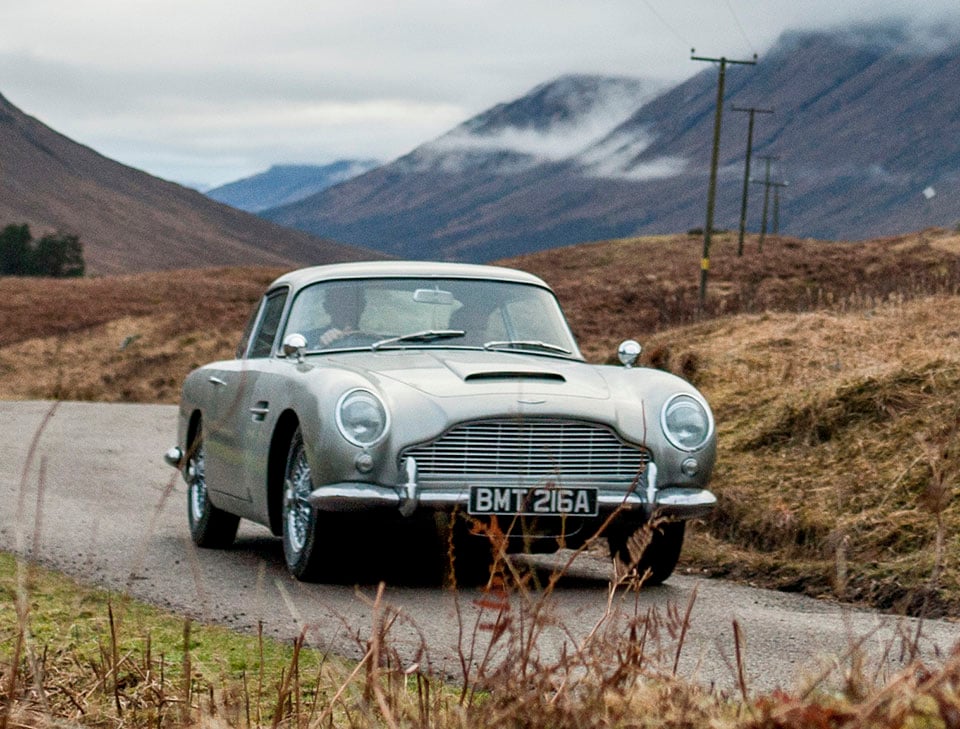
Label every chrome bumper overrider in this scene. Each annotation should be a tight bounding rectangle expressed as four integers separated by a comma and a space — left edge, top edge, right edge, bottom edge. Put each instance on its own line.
164, 446, 183, 469
307, 458, 716, 519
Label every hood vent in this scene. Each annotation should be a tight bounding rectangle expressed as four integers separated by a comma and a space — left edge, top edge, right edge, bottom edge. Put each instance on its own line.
464, 371, 566, 383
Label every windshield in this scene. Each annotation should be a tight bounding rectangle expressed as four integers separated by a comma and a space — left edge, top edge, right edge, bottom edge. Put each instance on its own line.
282, 277, 581, 357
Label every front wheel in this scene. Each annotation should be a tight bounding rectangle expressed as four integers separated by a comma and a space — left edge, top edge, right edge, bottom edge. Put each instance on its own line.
608, 519, 685, 586
282, 427, 331, 581
186, 423, 239, 548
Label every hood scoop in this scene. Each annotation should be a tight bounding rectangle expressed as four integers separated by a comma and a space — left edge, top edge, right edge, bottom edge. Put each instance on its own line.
464, 371, 566, 383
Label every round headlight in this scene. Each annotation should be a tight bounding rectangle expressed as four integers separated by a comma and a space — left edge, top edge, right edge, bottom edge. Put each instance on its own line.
336, 389, 389, 447
661, 394, 712, 451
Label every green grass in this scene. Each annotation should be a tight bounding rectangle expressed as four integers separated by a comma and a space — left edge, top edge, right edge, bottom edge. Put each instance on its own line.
4, 551, 960, 729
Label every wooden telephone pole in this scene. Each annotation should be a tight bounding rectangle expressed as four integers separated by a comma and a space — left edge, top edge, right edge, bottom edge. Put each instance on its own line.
752, 154, 779, 252
731, 106, 773, 256
691, 51, 757, 313
771, 180, 788, 235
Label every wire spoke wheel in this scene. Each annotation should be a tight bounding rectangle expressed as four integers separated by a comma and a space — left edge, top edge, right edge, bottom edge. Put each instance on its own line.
284, 443, 314, 556
281, 426, 330, 580
186, 421, 239, 548
188, 441, 208, 523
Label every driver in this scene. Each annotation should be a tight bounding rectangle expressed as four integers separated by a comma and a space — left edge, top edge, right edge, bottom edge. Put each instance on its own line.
318, 285, 365, 346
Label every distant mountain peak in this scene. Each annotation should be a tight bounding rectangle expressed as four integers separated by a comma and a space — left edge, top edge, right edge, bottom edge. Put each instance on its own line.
397, 73, 665, 174
206, 159, 381, 213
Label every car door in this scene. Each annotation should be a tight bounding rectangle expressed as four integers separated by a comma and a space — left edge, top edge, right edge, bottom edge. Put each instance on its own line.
204, 287, 289, 509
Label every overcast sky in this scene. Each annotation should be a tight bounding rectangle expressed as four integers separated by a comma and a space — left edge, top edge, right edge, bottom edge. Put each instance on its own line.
3, 1, 960, 188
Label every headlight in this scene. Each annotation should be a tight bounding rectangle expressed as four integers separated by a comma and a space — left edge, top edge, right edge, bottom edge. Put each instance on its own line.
661, 394, 712, 451
336, 389, 389, 447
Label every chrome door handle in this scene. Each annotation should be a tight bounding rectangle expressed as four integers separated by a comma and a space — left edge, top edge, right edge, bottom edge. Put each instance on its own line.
208, 376, 228, 386
249, 401, 270, 422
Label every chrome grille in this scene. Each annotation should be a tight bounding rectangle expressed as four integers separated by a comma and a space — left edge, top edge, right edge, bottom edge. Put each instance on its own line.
402, 418, 649, 485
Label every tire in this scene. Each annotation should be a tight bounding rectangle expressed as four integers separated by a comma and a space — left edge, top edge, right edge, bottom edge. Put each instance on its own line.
447, 513, 494, 587
186, 423, 240, 548
608, 519, 685, 586
282, 426, 330, 581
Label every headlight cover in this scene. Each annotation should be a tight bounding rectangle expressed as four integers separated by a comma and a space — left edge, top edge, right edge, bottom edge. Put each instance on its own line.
336, 389, 389, 447
661, 393, 713, 451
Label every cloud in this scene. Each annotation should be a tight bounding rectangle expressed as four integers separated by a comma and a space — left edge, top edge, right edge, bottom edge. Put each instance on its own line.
3, 0, 960, 185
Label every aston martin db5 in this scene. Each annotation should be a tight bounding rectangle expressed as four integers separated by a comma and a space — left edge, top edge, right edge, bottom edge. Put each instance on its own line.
164, 261, 716, 584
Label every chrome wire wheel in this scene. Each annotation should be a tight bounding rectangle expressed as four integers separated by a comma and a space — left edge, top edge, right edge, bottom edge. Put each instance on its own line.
187, 440, 208, 523
284, 440, 313, 557
185, 421, 239, 549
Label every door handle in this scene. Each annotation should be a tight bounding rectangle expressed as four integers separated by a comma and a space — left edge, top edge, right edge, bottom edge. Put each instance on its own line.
208, 376, 228, 386
249, 401, 270, 422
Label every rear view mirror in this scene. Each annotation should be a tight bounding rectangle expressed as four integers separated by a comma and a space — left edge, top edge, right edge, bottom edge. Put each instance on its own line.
413, 288, 455, 305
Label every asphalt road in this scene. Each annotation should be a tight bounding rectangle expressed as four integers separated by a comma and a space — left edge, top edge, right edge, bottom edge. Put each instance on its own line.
1, 400, 957, 693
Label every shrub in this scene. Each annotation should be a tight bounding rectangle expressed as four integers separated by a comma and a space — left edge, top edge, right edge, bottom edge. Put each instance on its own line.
0, 224, 85, 277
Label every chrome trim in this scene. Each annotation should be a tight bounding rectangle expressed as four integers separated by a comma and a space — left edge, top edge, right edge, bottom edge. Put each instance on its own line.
401, 418, 650, 485
306, 481, 713, 519
308, 484, 402, 512
164, 446, 183, 469
659, 392, 715, 452
652, 488, 717, 518
398, 458, 419, 517
335, 388, 390, 447
306, 444, 715, 520
208, 376, 228, 387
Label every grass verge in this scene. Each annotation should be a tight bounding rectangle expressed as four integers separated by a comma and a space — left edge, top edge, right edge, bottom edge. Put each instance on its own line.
3, 551, 960, 729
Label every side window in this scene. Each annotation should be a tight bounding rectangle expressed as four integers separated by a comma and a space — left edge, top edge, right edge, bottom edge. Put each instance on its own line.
236, 301, 261, 358
248, 289, 289, 359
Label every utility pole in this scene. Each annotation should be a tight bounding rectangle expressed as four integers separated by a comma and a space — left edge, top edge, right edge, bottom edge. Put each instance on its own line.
691, 51, 757, 313
771, 180, 788, 235
752, 154, 778, 252
731, 106, 773, 256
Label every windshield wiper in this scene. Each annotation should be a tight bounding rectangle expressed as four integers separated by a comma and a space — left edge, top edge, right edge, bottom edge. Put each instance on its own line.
371, 329, 465, 350
482, 340, 572, 355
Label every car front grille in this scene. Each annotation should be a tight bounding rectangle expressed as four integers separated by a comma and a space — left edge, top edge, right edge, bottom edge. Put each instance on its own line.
401, 418, 649, 485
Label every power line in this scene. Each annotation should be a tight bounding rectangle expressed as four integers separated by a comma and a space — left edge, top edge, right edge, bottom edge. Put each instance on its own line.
639, 0, 692, 48
722, 0, 758, 56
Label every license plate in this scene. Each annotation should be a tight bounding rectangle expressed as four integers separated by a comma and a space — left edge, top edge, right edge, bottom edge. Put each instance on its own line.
468, 486, 598, 516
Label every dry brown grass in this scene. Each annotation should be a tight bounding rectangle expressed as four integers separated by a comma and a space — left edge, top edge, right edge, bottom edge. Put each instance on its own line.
654, 298, 960, 615
2, 229, 960, 616
0, 267, 281, 402
5, 552, 960, 729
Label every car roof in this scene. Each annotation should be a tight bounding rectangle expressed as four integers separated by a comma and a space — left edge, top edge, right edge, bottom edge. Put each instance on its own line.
268, 260, 552, 293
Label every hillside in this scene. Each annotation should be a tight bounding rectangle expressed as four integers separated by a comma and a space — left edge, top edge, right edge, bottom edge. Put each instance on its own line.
0, 93, 380, 274
2, 229, 959, 615
263, 28, 960, 262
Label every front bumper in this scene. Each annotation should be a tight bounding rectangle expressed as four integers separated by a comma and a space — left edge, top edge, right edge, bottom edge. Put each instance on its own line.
306, 458, 716, 520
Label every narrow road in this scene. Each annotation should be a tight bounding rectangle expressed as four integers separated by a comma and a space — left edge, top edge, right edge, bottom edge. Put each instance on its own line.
1, 400, 956, 692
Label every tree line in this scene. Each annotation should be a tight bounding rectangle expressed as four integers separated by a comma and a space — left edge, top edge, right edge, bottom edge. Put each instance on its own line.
0, 223, 85, 277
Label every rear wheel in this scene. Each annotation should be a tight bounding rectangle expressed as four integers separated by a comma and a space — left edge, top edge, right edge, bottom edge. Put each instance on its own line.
186, 423, 239, 548
282, 427, 331, 581
608, 519, 685, 586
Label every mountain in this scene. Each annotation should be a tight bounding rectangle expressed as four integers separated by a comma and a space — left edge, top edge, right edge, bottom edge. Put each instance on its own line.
262, 30, 960, 262
262, 74, 666, 260
0, 93, 381, 274
206, 161, 380, 212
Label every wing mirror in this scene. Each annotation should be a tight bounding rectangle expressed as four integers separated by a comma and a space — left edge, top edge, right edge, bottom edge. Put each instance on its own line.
617, 339, 642, 368
282, 333, 308, 362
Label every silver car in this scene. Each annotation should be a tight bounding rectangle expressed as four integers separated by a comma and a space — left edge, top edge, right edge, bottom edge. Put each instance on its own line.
165, 261, 716, 584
